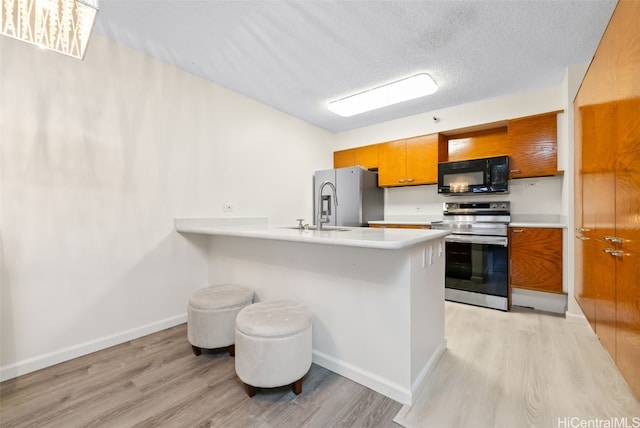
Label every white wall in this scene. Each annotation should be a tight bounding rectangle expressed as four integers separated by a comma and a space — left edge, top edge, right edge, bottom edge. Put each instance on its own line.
0, 35, 333, 380
383, 176, 564, 221
334, 85, 563, 150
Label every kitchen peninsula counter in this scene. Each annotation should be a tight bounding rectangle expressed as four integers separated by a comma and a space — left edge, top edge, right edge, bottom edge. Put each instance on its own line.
176, 217, 448, 405
176, 217, 449, 249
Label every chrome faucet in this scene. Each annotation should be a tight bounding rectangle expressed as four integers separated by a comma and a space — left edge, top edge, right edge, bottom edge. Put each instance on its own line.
317, 181, 338, 230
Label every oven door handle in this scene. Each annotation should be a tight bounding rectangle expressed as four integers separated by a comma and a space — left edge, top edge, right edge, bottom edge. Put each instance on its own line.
444, 235, 508, 247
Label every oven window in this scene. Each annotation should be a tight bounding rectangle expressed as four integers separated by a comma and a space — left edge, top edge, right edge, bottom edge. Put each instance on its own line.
445, 241, 508, 297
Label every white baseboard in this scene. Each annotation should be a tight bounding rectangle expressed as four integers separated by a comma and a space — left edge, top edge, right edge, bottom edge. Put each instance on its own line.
312, 350, 411, 404
565, 311, 588, 324
410, 339, 448, 399
312, 339, 447, 406
393, 339, 448, 423
511, 288, 567, 314
0, 314, 187, 382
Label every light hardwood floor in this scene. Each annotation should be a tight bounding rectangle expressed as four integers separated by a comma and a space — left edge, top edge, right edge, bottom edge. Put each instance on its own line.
395, 302, 640, 428
2, 302, 639, 428
0, 325, 401, 427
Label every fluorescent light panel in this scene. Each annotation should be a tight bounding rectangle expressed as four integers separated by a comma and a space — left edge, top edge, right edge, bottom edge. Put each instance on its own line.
0, 0, 99, 59
328, 73, 438, 117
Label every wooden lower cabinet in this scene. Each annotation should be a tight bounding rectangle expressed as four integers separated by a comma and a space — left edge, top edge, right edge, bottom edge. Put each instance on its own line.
509, 227, 563, 294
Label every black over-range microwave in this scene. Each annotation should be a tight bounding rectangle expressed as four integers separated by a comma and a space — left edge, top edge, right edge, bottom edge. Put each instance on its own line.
437, 155, 509, 195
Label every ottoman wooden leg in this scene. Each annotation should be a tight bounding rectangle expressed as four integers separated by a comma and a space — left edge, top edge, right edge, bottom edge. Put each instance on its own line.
292, 377, 303, 395
244, 383, 256, 397
191, 345, 202, 356
228, 344, 235, 357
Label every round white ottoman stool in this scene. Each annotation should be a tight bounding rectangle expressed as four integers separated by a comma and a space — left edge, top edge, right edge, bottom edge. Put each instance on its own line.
187, 284, 254, 357
235, 300, 312, 397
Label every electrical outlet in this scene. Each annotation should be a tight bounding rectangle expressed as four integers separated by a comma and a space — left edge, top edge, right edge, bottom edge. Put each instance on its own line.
525, 181, 538, 189
223, 202, 234, 212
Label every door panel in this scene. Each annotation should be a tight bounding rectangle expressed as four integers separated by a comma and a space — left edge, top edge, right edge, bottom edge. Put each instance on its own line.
593, 240, 618, 361
406, 134, 439, 184
378, 140, 406, 186
615, 97, 640, 399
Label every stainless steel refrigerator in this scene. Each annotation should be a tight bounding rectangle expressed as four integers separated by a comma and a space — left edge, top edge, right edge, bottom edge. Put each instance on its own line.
314, 167, 384, 227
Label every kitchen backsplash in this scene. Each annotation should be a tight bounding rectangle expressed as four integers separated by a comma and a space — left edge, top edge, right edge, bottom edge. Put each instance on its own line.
384, 175, 563, 220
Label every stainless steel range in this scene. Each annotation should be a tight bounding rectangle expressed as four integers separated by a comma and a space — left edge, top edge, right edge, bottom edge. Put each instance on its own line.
431, 201, 510, 311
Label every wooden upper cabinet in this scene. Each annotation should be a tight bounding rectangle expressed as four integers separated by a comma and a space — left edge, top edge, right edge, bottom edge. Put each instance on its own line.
445, 127, 509, 162
333, 145, 379, 170
378, 133, 438, 187
354, 144, 379, 169
378, 140, 407, 186
333, 149, 355, 169
335, 111, 561, 181
509, 227, 563, 294
406, 134, 439, 184
507, 112, 560, 178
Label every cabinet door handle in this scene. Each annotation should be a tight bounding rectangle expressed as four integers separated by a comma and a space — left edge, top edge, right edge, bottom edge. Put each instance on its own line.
576, 236, 589, 241
406, 178, 415, 182
510, 169, 522, 173
577, 227, 590, 233
603, 248, 624, 257
604, 236, 623, 244
398, 179, 406, 183
511, 229, 524, 233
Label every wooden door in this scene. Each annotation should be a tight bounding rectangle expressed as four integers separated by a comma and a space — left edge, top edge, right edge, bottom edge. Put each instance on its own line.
574, 97, 593, 328
574, 0, 640, 400
615, 96, 640, 400
334, 149, 355, 169
445, 128, 509, 162
378, 140, 406, 186
405, 134, 439, 184
507, 112, 559, 178
353, 144, 379, 170
592, 239, 618, 361
509, 227, 563, 293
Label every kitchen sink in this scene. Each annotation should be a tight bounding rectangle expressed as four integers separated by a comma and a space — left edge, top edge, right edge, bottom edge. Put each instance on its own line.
279, 226, 351, 232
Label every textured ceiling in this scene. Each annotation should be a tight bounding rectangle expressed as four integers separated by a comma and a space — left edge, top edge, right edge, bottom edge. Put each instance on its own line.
92, 0, 617, 133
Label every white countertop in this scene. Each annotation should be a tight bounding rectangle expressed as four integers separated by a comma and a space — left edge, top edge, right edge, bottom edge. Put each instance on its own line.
509, 214, 566, 228
176, 217, 449, 250
509, 222, 566, 228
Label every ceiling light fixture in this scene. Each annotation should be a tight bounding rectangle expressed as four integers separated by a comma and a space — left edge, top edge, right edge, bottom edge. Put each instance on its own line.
1, 0, 99, 60
328, 73, 438, 117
